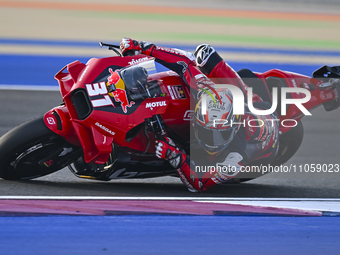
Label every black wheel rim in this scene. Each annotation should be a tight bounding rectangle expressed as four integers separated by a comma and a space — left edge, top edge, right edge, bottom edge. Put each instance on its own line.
6, 136, 80, 180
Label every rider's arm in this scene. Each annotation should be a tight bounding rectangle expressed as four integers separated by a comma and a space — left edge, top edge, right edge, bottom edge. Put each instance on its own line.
146, 42, 263, 102
146, 45, 203, 91
181, 151, 244, 192
120, 38, 215, 93
155, 136, 246, 192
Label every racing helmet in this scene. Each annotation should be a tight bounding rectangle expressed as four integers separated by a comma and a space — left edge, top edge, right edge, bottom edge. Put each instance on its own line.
194, 87, 243, 155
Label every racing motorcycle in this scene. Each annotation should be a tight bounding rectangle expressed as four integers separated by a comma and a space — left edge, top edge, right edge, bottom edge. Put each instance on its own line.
0, 43, 339, 182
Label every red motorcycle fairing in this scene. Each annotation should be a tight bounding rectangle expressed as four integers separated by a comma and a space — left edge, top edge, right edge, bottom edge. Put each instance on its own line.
45, 55, 191, 164
44, 105, 81, 147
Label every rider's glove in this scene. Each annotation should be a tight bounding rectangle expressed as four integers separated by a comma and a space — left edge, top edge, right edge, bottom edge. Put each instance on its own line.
120, 38, 141, 55
155, 137, 185, 169
120, 37, 154, 56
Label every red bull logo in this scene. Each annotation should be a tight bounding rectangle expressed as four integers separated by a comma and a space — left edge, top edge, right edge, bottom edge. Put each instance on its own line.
106, 68, 135, 113
107, 68, 121, 87
111, 88, 135, 113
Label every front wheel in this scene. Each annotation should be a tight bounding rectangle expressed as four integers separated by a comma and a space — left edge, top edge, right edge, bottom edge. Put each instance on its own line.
0, 117, 82, 180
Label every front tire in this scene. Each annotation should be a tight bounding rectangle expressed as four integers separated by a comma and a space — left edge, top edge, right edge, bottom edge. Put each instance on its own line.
0, 117, 81, 180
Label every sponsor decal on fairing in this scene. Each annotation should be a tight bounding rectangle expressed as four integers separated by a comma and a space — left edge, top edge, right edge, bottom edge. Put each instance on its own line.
146, 101, 167, 109
183, 110, 194, 121
46, 117, 56, 125
95, 122, 115, 136
128, 57, 149, 66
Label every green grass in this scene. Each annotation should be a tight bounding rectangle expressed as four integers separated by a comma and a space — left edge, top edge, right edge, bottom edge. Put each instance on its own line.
54, 9, 340, 50
73, 10, 340, 29
126, 32, 340, 50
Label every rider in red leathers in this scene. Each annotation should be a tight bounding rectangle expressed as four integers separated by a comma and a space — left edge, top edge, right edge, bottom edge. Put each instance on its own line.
120, 38, 279, 192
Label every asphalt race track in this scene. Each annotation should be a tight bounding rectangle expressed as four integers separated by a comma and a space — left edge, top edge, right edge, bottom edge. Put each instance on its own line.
0, 89, 339, 198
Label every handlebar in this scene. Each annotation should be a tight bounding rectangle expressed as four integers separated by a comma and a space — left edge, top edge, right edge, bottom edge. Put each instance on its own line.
99, 42, 122, 56
99, 42, 120, 49
99, 42, 139, 57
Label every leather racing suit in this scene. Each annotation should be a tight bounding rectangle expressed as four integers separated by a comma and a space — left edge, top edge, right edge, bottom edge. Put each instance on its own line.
120, 39, 279, 192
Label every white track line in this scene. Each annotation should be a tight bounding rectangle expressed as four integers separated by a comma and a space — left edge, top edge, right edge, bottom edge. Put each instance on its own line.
1, 196, 340, 201
1, 197, 340, 213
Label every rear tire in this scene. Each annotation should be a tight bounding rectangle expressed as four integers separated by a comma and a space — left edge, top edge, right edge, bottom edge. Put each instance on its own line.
0, 117, 81, 180
271, 121, 304, 166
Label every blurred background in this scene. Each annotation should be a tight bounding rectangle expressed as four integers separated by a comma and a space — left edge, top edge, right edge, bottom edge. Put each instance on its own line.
1, 0, 340, 87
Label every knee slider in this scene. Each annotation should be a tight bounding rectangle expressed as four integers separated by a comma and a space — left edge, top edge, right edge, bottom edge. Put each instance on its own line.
194, 44, 223, 75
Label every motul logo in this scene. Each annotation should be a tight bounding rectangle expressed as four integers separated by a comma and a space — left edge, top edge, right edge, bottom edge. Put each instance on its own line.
146, 101, 167, 108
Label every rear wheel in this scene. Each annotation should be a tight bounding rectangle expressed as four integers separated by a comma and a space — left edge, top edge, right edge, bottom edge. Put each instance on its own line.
0, 117, 81, 180
271, 121, 304, 166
